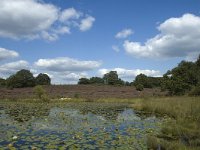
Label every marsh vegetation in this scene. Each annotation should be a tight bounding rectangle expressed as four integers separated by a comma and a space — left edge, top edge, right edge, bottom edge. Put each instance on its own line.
0, 97, 199, 149
0, 101, 160, 149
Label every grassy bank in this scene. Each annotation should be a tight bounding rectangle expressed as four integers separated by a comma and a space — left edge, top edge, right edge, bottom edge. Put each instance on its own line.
132, 97, 200, 150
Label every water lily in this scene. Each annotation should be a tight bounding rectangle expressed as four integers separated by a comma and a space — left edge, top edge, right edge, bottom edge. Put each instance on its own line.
12, 136, 18, 140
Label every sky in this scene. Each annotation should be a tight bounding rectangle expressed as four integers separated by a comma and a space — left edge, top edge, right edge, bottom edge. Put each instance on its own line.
0, 0, 200, 84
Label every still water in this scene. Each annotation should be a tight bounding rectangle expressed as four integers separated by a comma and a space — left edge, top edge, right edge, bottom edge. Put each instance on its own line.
0, 102, 160, 149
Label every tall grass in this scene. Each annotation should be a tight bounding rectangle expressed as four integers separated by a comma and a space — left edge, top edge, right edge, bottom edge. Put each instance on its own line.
133, 97, 200, 150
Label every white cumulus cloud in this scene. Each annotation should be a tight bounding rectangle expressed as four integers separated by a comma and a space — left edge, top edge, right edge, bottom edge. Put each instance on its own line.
34, 57, 102, 72
0, 0, 95, 41
59, 8, 81, 22
0, 48, 19, 61
123, 13, 200, 60
98, 68, 161, 81
0, 60, 29, 77
79, 16, 95, 31
115, 29, 133, 39
0, 0, 58, 39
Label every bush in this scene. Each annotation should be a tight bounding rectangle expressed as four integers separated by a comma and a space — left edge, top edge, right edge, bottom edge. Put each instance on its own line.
41, 94, 50, 102
135, 84, 144, 91
78, 78, 90, 84
74, 93, 80, 98
0, 78, 6, 87
34, 85, 49, 102
189, 85, 200, 96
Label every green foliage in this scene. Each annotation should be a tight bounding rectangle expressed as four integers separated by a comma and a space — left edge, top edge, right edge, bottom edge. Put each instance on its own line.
34, 85, 45, 99
74, 93, 80, 98
135, 97, 200, 149
103, 71, 125, 85
34, 85, 49, 102
78, 78, 90, 84
162, 58, 200, 95
116, 78, 125, 86
103, 71, 119, 85
89, 77, 104, 84
189, 84, 200, 96
0, 78, 6, 87
196, 55, 200, 67
134, 74, 150, 88
41, 94, 49, 102
6, 69, 35, 88
133, 74, 162, 88
78, 71, 125, 86
172, 61, 199, 86
36, 73, 51, 85
135, 84, 144, 91
162, 75, 190, 95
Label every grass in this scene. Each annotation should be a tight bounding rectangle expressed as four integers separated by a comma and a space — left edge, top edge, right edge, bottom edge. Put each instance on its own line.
132, 97, 200, 150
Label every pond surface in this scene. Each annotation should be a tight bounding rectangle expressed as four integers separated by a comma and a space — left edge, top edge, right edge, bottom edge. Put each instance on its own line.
0, 102, 161, 149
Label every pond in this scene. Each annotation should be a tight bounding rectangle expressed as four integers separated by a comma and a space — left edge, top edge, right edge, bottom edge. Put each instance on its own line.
0, 102, 161, 149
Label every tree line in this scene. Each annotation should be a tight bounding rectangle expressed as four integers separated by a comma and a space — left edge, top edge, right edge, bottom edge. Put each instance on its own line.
161, 55, 200, 96
1, 55, 200, 96
79, 55, 200, 96
0, 69, 51, 88
78, 71, 132, 86
78, 70, 162, 88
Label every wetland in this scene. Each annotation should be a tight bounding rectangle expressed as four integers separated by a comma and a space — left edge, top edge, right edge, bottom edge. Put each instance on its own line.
0, 101, 161, 150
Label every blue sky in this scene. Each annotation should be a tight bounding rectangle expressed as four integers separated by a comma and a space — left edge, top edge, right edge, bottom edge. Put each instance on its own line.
0, 0, 200, 84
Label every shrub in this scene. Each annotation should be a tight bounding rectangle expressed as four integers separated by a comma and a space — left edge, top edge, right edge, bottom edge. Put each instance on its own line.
0, 78, 6, 87
189, 85, 200, 96
74, 93, 80, 98
78, 78, 90, 84
41, 94, 50, 102
135, 84, 144, 91
34, 85, 49, 102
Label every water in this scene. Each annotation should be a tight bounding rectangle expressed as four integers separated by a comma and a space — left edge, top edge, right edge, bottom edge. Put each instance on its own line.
0, 102, 160, 149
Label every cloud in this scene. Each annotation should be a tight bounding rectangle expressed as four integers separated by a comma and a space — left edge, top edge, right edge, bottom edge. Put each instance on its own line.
53, 26, 70, 35
0, 60, 29, 77
32, 70, 88, 84
34, 57, 101, 84
34, 57, 102, 72
0, 48, 19, 61
0, 0, 95, 41
123, 13, 200, 60
0, 0, 58, 39
98, 68, 161, 81
112, 45, 120, 52
79, 16, 95, 31
115, 29, 133, 39
59, 8, 81, 22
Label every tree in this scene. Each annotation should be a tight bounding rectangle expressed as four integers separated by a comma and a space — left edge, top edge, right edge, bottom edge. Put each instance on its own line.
103, 71, 119, 85
196, 55, 200, 67
6, 69, 35, 88
36, 73, 51, 85
0, 78, 6, 87
78, 78, 90, 84
89, 77, 104, 84
133, 74, 152, 88
161, 60, 199, 95
172, 61, 199, 86
162, 75, 190, 95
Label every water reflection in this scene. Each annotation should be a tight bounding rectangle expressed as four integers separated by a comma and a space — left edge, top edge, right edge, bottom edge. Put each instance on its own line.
0, 102, 160, 149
